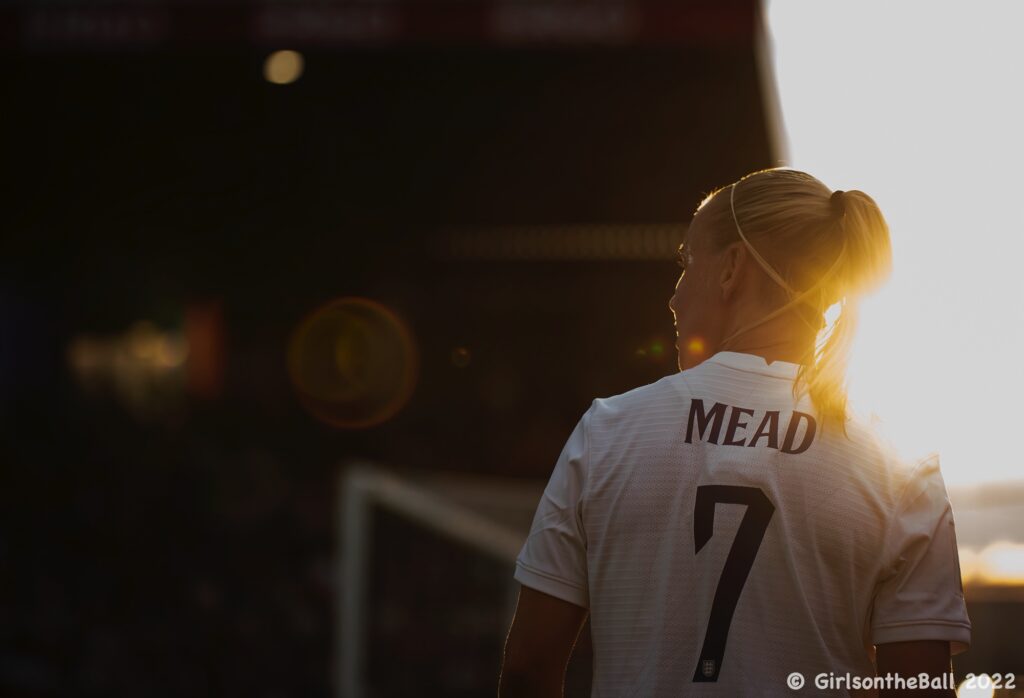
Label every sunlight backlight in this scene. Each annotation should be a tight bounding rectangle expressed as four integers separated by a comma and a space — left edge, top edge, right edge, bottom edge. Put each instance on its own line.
980, 542, 1024, 586
960, 542, 1024, 587
766, 1, 1024, 485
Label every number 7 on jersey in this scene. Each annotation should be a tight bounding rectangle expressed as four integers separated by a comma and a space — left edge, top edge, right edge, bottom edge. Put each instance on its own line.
692, 485, 775, 682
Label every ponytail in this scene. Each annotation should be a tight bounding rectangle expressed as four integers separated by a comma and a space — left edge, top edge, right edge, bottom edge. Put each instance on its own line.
799, 189, 892, 432
699, 169, 893, 433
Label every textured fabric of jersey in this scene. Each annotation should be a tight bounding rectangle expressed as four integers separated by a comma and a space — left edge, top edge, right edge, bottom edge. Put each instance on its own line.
514, 351, 971, 696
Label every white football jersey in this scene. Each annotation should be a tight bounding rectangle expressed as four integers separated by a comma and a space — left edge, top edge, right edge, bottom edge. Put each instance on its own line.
515, 351, 970, 696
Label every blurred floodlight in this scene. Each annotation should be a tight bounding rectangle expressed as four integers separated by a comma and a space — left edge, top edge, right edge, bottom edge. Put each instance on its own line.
128, 321, 161, 360
263, 50, 304, 85
66, 321, 190, 418
155, 335, 189, 369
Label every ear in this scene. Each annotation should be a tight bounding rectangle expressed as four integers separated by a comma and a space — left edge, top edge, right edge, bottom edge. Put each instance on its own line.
719, 242, 746, 301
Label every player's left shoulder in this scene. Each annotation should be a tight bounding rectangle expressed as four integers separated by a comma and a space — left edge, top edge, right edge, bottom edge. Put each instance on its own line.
900, 451, 951, 506
839, 411, 948, 504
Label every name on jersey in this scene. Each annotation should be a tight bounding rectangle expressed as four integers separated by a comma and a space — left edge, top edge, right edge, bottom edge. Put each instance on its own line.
684, 399, 817, 455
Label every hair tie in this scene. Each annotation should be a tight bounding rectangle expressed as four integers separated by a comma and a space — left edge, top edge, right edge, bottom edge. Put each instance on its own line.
730, 182, 797, 296
719, 180, 850, 350
830, 190, 846, 217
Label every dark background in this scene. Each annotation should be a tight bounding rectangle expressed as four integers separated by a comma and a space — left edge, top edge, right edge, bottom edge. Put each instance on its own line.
0, 1, 837, 696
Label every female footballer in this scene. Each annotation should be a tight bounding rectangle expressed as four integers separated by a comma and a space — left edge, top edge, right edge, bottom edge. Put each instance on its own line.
499, 168, 969, 696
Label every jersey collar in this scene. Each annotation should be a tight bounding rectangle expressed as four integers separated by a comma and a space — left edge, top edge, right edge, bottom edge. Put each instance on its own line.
704, 351, 801, 379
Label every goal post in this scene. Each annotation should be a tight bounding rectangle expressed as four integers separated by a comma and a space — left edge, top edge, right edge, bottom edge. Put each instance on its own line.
336, 461, 545, 698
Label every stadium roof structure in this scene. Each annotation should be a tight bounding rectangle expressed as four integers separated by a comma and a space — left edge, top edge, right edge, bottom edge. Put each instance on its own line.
4, 1, 769, 51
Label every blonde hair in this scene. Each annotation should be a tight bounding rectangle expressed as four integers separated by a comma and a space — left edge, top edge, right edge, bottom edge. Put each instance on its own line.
696, 168, 892, 432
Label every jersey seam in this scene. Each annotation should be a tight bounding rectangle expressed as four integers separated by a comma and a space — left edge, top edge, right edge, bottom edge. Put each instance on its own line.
711, 363, 796, 380
522, 507, 574, 539
676, 371, 695, 404
876, 454, 940, 576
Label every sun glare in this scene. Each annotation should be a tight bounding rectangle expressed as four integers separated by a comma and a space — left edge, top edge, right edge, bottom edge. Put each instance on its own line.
766, 1, 1024, 485
964, 541, 1024, 586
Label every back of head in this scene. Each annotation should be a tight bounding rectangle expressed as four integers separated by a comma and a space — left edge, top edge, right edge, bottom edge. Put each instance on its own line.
697, 168, 893, 431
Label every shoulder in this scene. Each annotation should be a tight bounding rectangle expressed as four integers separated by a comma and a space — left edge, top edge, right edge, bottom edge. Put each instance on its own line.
585, 359, 749, 432
840, 414, 948, 512
588, 373, 688, 423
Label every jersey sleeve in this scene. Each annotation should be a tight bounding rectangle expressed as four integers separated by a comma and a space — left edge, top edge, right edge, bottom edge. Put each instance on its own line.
513, 404, 592, 609
870, 454, 971, 654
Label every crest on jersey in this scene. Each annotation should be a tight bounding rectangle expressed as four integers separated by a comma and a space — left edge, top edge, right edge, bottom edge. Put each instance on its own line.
701, 659, 716, 678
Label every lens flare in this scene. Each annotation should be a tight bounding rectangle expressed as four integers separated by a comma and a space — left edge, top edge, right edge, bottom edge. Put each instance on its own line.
687, 337, 705, 355
287, 298, 417, 429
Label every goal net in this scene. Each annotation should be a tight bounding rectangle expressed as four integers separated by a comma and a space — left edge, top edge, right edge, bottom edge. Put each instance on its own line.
335, 461, 593, 698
